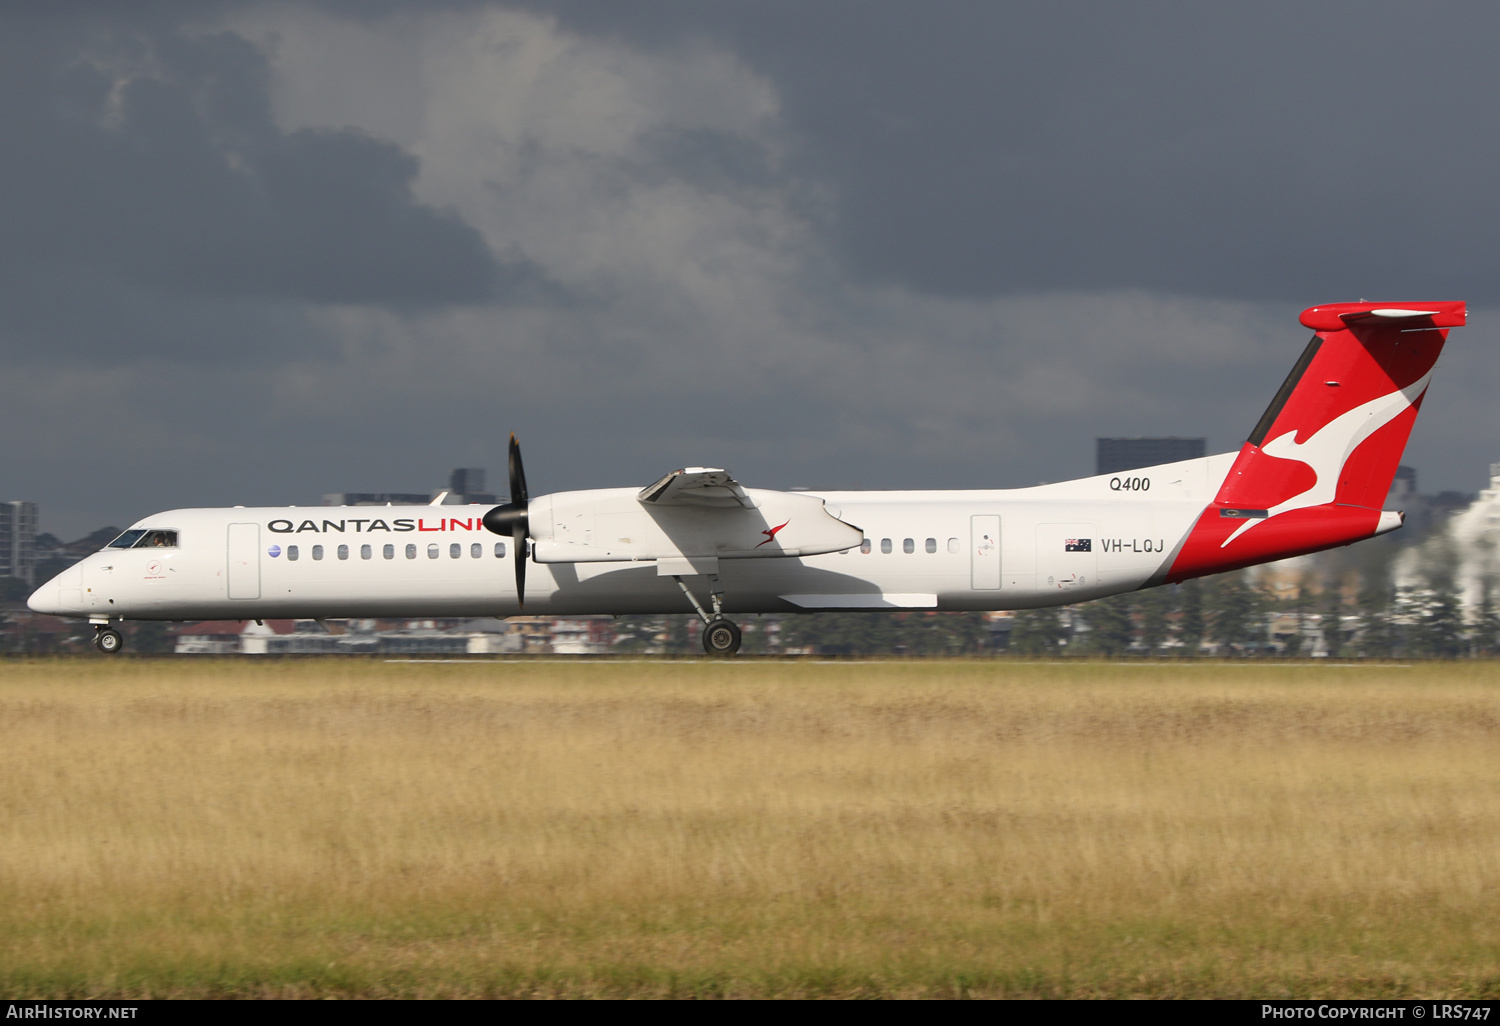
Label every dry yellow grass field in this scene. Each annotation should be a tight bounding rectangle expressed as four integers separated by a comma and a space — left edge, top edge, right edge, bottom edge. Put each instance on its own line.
2, 656, 1499, 998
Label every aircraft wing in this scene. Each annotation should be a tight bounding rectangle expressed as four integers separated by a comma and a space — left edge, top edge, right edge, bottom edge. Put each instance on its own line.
529, 468, 862, 563
638, 468, 757, 509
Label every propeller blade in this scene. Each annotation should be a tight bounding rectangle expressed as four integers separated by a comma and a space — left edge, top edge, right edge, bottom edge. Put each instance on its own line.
483, 434, 532, 607
510, 433, 528, 607
514, 525, 527, 608
509, 433, 528, 507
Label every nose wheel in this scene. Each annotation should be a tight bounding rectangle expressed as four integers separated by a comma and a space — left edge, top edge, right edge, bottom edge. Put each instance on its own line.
702, 618, 742, 656
93, 627, 124, 655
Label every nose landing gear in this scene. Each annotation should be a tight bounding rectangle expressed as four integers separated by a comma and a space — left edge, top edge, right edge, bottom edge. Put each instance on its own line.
93, 627, 124, 655
670, 573, 743, 656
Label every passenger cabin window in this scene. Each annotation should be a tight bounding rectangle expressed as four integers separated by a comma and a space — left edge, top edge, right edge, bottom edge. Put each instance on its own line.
108, 529, 178, 549
450, 543, 461, 559
337, 544, 349, 560
287, 545, 299, 561
383, 544, 395, 560
925, 538, 937, 554
428, 544, 439, 559
903, 538, 914, 554
312, 545, 324, 561
405, 544, 417, 559
471, 543, 482, 559
880, 538, 892, 554
494, 542, 506, 558
860, 540, 871, 554
360, 544, 372, 560
947, 537, 959, 554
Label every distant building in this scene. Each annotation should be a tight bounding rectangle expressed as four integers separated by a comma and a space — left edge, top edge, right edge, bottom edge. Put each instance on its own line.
322, 492, 433, 507
1381, 465, 1447, 536
447, 466, 496, 505
551, 616, 616, 655
1388, 464, 1418, 502
323, 468, 497, 507
1096, 437, 1207, 476
0, 501, 38, 586
450, 468, 485, 495
1394, 461, 1500, 615
169, 617, 523, 655
1376, 465, 1476, 538
171, 619, 297, 655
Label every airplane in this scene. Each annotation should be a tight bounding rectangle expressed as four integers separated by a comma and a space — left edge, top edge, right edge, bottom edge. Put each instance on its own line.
29, 300, 1467, 655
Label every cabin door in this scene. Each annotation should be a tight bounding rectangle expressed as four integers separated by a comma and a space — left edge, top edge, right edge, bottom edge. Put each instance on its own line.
227, 523, 261, 600
970, 515, 1001, 590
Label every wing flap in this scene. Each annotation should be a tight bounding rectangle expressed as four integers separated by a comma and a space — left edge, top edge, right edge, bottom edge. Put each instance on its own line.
638, 468, 757, 509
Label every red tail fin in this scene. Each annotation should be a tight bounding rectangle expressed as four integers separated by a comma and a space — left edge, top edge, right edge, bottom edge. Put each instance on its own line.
1166, 301, 1465, 580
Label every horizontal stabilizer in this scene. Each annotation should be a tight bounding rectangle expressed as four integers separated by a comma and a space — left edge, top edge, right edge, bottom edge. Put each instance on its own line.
638, 468, 757, 509
1300, 301, 1466, 330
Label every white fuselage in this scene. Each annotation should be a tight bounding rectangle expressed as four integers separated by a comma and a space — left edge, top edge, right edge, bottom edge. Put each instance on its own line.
30, 454, 1237, 622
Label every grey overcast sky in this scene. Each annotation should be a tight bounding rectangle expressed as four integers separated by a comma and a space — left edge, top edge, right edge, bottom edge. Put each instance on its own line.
5, 1, 1500, 538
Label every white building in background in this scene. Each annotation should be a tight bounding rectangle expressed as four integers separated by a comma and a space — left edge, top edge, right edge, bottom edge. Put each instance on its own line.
1393, 463, 1500, 611
322, 468, 498, 508
0, 500, 38, 586
171, 617, 526, 655
171, 619, 295, 654
550, 616, 614, 655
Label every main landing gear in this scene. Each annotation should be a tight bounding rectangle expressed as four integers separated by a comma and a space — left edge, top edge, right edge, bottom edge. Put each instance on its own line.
93, 626, 124, 655
702, 618, 742, 656
671, 573, 743, 656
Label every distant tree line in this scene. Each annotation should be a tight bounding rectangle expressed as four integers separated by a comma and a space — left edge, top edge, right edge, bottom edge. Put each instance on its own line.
608, 559, 1493, 658
1013, 558, 1498, 659
611, 611, 996, 656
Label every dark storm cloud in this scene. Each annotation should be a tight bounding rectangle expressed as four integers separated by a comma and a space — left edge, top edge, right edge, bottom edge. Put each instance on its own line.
513, 0, 1500, 304
633, 127, 780, 193
0, 13, 512, 332
5, 1, 1498, 539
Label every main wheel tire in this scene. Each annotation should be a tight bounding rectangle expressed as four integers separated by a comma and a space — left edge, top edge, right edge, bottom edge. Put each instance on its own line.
94, 628, 124, 655
702, 618, 742, 656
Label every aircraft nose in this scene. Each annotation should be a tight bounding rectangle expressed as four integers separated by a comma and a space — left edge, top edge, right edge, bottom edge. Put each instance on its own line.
28, 565, 84, 616
27, 582, 60, 614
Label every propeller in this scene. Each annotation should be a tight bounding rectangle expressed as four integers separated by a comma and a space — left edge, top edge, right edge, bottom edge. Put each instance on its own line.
482, 434, 530, 607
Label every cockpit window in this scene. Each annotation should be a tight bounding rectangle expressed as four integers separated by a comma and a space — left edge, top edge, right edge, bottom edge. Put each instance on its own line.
108, 529, 178, 549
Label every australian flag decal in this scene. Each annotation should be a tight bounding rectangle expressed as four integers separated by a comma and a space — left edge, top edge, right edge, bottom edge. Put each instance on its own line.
1065, 538, 1091, 552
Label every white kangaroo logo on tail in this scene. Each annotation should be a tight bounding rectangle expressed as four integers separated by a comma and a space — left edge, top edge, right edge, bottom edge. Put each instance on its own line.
1222, 369, 1433, 547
